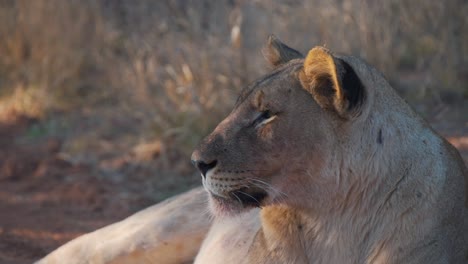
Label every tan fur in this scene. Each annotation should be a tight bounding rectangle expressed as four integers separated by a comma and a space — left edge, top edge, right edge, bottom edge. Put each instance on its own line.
193, 41, 468, 263
301, 47, 347, 116
37, 188, 211, 264
303, 47, 341, 100
37, 38, 468, 264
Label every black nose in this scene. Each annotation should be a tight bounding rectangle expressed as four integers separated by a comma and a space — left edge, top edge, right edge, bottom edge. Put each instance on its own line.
192, 160, 217, 178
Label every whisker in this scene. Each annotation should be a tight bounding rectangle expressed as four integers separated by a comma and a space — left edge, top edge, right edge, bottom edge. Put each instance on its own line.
231, 192, 243, 206
203, 207, 215, 221
247, 180, 289, 205
237, 190, 260, 205
248, 178, 289, 198
200, 196, 215, 221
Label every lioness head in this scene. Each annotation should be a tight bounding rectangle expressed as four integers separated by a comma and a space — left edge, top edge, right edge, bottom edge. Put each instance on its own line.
191, 36, 370, 216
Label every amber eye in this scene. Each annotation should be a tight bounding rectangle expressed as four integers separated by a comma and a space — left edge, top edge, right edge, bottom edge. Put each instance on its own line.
258, 110, 272, 121
253, 110, 276, 128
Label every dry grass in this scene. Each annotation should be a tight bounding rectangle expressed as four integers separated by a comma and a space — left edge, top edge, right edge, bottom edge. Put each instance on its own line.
0, 85, 46, 122
0, 3, 466, 261
0, 0, 466, 163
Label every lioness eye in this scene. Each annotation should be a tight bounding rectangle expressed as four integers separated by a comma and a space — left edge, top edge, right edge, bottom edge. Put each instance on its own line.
259, 110, 272, 120
254, 110, 276, 128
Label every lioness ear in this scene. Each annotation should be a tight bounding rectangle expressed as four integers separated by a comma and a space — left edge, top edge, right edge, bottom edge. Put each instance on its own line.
300, 47, 366, 118
262, 35, 303, 67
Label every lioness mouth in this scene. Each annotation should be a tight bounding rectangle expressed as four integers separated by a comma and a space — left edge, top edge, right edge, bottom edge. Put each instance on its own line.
229, 187, 268, 207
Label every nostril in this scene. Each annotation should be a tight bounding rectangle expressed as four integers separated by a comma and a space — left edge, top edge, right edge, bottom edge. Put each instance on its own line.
195, 160, 217, 178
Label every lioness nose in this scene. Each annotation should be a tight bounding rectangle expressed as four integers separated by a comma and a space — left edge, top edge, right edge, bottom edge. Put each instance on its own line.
192, 160, 217, 178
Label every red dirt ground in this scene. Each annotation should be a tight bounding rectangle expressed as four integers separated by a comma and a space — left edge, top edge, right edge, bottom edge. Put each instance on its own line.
0, 117, 159, 264
0, 106, 467, 264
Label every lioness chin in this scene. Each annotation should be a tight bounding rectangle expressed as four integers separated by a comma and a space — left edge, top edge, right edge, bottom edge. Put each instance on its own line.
191, 36, 467, 264
38, 36, 467, 264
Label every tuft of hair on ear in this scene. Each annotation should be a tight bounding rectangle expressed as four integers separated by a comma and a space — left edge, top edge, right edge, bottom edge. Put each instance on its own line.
262, 35, 303, 67
300, 46, 366, 119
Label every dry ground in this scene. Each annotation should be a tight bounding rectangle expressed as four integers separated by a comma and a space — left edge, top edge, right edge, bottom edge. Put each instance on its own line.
0, 113, 200, 264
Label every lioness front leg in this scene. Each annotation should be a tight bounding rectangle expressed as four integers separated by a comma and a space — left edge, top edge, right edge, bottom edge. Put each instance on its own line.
37, 187, 212, 264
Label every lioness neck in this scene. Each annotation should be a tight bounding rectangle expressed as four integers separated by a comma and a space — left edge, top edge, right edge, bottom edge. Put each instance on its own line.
255, 114, 457, 263
258, 205, 380, 264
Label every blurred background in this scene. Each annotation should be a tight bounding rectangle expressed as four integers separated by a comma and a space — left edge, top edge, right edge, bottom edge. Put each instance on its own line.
0, 0, 466, 263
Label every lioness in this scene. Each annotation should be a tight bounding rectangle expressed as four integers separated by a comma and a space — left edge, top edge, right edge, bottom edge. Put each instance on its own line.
191, 36, 468, 264
38, 36, 467, 264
